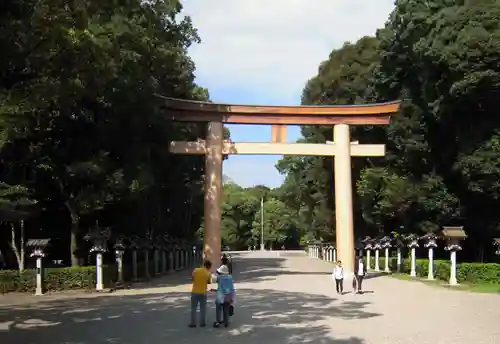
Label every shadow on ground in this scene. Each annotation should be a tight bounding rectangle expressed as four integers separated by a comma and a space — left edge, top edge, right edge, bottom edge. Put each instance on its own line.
234, 257, 330, 283
0, 287, 379, 344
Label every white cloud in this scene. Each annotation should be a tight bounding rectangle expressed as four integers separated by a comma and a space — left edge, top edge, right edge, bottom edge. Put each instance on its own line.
180, 1, 396, 187
182, 0, 396, 100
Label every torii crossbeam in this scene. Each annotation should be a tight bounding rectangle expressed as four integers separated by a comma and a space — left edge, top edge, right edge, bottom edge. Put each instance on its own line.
170, 141, 385, 156
159, 95, 400, 272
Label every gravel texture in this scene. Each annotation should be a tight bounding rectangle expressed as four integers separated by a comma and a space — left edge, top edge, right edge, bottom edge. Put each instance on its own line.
1, 250, 499, 344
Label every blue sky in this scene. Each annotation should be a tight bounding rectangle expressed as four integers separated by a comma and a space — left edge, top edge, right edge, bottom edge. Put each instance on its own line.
181, 0, 396, 188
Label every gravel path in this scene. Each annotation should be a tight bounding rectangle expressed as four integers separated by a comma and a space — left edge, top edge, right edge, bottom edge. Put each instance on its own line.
1, 251, 499, 344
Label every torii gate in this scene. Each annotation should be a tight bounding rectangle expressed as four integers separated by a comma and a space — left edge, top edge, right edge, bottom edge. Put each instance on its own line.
160, 96, 400, 272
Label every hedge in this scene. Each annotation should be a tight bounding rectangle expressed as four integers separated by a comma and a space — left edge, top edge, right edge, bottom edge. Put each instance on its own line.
0, 265, 117, 294
0, 257, 192, 293
365, 256, 500, 285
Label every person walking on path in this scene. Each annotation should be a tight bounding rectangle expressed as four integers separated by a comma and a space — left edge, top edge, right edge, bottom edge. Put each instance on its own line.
189, 260, 212, 328
212, 264, 235, 328
221, 253, 233, 274
332, 260, 344, 294
353, 257, 367, 294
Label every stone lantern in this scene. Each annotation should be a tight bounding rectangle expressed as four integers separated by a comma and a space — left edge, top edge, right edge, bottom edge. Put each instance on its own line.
153, 239, 161, 275
442, 226, 467, 286
138, 238, 153, 279
313, 240, 322, 259
84, 228, 111, 291
129, 237, 139, 281
392, 234, 404, 272
493, 238, 500, 256
181, 240, 189, 269
373, 238, 382, 272
405, 234, 419, 277
306, 241, 312, 258
159, 237, 168, 274
361, 237, 373, 270
192, 244, 198, 266
26, 238, 51, 296
171, 241, 179, 271
114, 237, 127, 285
380, 236, 392, 273
326, 243, 336, 262
178, 241, 186, 270
421, 233, 438, 280
164, 240, 174, 273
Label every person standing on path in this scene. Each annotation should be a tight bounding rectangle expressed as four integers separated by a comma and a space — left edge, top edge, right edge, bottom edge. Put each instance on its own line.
353, 257, 367, 294
189, 260, 212, 328
332, 260, 344, 294
212, 264, 235, 328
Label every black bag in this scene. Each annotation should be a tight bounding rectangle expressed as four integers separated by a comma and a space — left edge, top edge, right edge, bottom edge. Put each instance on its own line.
229, 304, 234, 316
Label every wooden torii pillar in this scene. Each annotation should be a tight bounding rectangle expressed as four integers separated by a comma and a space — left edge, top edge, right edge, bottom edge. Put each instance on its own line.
160, 96, 400, 273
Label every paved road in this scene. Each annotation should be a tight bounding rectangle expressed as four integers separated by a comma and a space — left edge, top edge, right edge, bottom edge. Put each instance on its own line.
1, 251, 499, 344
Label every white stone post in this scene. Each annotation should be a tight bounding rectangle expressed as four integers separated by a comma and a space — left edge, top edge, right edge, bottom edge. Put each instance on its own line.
366, 249, 371, 270
27, 240, 50, 296
169, 250, 174, 272
154, 249, 159, 275
410, 247, 417, 277
162, 250, 167, 274
114, 239, 126, 285
116, 253, 124, 284
36, 257, 43, 296
428, 247, 434, 280
84, 230, 110, 291
406, 235, 419, 277
333, 248, 337, 262
384, 248, 390, 273
396, 247, 402, 272
422, 234, 438, 280
379, 236, 392, 273
144, 250, 150, 279
374, 246, 380, 271
445, 242, 462, 286
450, 250, 457, 285
96, 252, 104, 291
442, 227, 467, 285
132, 249, 138, 281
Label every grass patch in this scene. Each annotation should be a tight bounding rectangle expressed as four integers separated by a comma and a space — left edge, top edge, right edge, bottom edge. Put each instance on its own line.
390, 273, 500, 294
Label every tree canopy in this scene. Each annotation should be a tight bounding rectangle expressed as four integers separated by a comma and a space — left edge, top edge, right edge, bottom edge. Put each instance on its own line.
2, 0, 500, 269
276, 0, 500, 261
0, 0, 211, 267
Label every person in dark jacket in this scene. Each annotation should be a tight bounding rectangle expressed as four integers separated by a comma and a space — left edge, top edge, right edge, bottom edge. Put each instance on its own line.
221, 254, 233, 274
353, 257, 367, 294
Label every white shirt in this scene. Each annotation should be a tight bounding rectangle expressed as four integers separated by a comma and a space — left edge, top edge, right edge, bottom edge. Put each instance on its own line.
333, 266, 344, 279
357, 262, 364, 276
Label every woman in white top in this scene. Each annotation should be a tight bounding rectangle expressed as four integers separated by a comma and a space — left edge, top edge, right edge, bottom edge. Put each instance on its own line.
332, 260, 344, 294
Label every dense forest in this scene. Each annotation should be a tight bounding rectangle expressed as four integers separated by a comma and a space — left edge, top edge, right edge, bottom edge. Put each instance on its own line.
221, 0, 500, 262
2, 0, 500, 271
283, 0, 500, 262
0, 0, 209, 269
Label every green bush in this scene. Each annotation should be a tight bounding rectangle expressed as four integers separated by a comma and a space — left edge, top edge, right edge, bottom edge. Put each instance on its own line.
0, 266, 116, 294
366, 256, 500, 285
